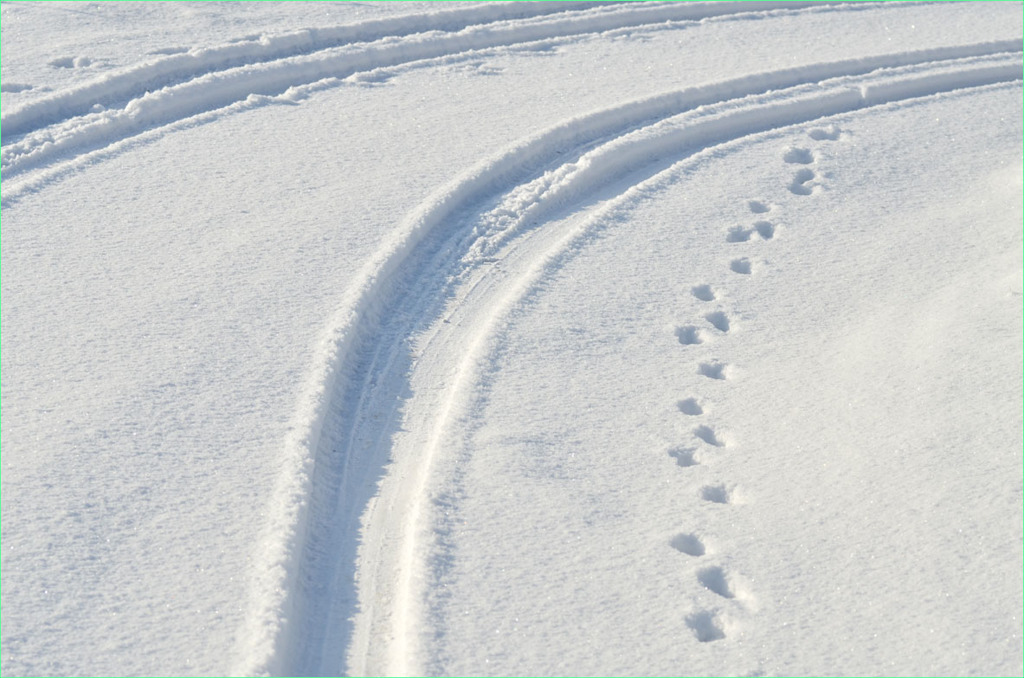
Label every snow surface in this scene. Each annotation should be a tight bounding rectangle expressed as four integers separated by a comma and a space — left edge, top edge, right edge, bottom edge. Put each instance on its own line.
1, 2, 1021, 676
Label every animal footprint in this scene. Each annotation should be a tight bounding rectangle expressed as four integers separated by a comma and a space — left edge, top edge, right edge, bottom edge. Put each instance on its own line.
729, 258, 752, 275
726, 225, 752, 243
49, 56, 93, 69
677, 398, 703, 416
700, 484, 733, 504
671, 532, 706, 556
808, 124, 841, 141
747, 200, 771, 214
691, 284, 715, 302
698, 361, 729, 380
668, 447, 699, 467
727, 223, 774, 243
697, 566, 735, 598
752, 220, 775, 240
783, 147, 815, 164
693, 425, 726, 447
704, 311, 730, 333
675, 325, 706, 345
686, 610, 726, 642
789, 168, 815, 195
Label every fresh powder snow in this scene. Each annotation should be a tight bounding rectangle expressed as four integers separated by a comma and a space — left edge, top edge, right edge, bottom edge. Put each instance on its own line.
1, 2, 1021, 676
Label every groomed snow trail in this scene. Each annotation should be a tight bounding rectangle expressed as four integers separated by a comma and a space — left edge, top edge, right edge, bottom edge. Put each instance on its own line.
248, 36, 1021, 678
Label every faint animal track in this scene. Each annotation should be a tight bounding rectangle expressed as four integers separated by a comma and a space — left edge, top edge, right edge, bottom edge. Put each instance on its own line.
675, 325, 705, 345
677, 398, 703, 416
1, 83, 34, 93
789, 168, 815, 195
697, 566, 735, 598
691, 284, 715, 302
808, 124, 842, 141
698, 361, 729, 380
686, 610, 726, 642
783, 147, 815, 164
668, 447, 699, 467
448, 60, 504, 76
669, 129, 780, 647
729, 258, 752, 275
752, 220, 775, 240
704, 311, 730, 333
671, 533, 706, 556
49, 56, 93, 69
693, 425, 726, 447
700, 484, 732, 504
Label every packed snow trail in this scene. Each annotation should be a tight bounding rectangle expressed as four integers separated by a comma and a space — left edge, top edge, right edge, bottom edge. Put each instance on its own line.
245, 47, 1021, 675
6, 2, 1014, 202
0, 1, 604, 136
1, 1, 828, 197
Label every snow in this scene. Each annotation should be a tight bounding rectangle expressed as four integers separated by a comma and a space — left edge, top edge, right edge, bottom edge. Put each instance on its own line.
1, 2, 1021, 676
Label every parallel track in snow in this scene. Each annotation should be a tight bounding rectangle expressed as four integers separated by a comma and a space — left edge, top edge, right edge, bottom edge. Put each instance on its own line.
239, 42, 1020, 675
1, 1, 831, 202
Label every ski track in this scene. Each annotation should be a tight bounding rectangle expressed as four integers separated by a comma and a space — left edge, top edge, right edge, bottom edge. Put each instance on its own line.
4, 3, 1018, 674
238, 35, 1021, 674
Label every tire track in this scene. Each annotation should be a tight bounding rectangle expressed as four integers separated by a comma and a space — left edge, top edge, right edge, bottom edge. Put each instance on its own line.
1, 1, 826, 192
2, 8, 1016, 201
0, 1, 608, 137
239, 48, 1021, 675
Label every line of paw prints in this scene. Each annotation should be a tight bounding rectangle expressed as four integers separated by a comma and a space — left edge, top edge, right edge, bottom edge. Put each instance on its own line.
671, 279, 744, 643
669, 123, 843, 643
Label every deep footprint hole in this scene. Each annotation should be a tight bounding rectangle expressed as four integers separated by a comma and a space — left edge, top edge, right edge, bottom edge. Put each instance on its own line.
704, 311, 730, 333
691, 284, 715, 302
729, 259, 752, 275
693, 425, 725, 447
753, 220, 775, 240
675, 325, 704, 345
671, 533, 706, 556
788, 168, 815, 196
726, 226, 751, 243
783, 147, 814, 164
808, 124, 841, 141
697, 566, 735, 598
677, 398, 703, 416
700, 484, 731, 503
686, 610, 726, 643
668, 447, 699, 467
698, 362, 728, 380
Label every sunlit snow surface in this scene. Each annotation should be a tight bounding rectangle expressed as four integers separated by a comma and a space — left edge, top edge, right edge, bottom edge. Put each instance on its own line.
1, 2, 1021, 676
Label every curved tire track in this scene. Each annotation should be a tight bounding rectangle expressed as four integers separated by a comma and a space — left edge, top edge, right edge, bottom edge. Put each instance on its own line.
0, 1, 609, 137
241, 46, 1021, 675
2, 1, 831, 193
